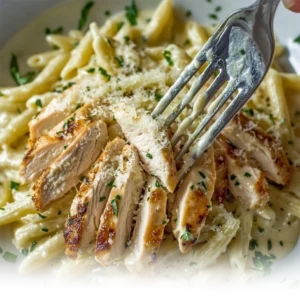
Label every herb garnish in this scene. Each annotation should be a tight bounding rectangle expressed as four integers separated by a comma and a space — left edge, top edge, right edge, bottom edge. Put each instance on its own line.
230, 174, 236, 181
45, 26, 63, 35
244, 172, 251, 177
10, 181, 20, 191
146, 153, 153, 159
180, 226, 193, 241
21, 249, 29, 256
35, 99, 43, 108
41, 228, 49, 232
10, 54, 35, 86
199, 171, 206, 178
215, 6, 222, 12
53, 82, 75, 93
252, 251, 276, 276
123, 36, 130, 44
30, 241, 37, 252
104, 10, 111, 16
78, 1, 95, 30
115, 56, 124, 67
186, 10, 192, 17
117, 21, 125, 32
107, 180, 116, 188
38, 213, 47, 220
125, 0, 138, 26
154, 92, 162, 102
294, 35, 300, 44
87, 67, 95, 73
190, 185, 195, 190
155, 180, 162, 188
240, 49, 246, 55
267, 239, 272, 251
99, 196, 106, 202
63, 117, 75, 131
111, 199, 118, 216
3, 252, 17, 263
209, 14, 218, 20
163, 50, 174, 66
99, 67, 111, 81
249, 239, 258, 250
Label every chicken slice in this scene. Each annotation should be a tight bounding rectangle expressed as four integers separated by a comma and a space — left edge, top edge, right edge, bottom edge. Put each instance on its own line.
64, 138, 126, 259
172, 146, 216, 254
223, 114, 291, 185
217, 136, 269, 209
32, 120, 108, 211
212, 144, 228, 204
29, 84, 80, 142
124, 175, 168, 272
20, 104, 93, 183
113, 105, 178, 192
95, 145, 145, 266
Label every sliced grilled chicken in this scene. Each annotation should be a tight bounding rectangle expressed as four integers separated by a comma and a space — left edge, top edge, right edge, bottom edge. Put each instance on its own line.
212, 144, 228, 204
95, 145, 145, 266
172, 146, 216, 254
20, 104, 94, 183
223, 114, 291, 185
32, 120, 108, 211
29, 84, 80, 142
113, 105, 178, 192
217, 136, 269, 209
64, 138, 126, 259
124, 175, 168, 272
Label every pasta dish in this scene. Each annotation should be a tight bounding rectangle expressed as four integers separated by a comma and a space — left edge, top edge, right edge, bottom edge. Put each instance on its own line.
0, 0, 300, 278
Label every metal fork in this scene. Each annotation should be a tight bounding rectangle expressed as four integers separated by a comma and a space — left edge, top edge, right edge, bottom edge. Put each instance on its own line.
151, 0, 280, 176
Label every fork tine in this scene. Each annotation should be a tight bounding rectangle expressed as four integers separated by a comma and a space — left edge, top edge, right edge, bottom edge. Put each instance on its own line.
171, 71, 227, 146
177, 88, 250, 178
151, 52, 207, 119
164, 62, 216, 128
175, 82, 237, 162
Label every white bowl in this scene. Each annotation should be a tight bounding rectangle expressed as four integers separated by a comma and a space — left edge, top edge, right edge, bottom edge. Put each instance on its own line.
0, 0, 300, 295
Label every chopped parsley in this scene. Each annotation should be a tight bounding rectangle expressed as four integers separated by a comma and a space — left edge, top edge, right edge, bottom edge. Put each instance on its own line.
186, 10, 192, 17
180, 226, 193, 241
244, 172, 251, 177
125, 0, 138, 26
242, 108, 254, 117
107, 180, 116, 188
21, 249, 29, 256
163, 50, 174, 66
294, 35, 300, 44
53, 82, 75, 93
3, 251, 17, 263
123, 36, 130, 43
162, 220, 168, 225
35, 99, 43, 108
41, 228, 49, 232
99, 196, 106, 202
280, 241, 284, 247
146, 153, 153, 159
249, 239, 258, 250
190, 185, 195, 190
258, 227, 264, 233
240, 49, 246, 55
78, 1, 95, 30
154, 92, 162, 102
58, 210, 62, 215
63, 117, 75, 131
201, 181, 207, 191
0, 207, 5, 211
86, 67, 95, 73
117, 21, 125, 32
215, 6, 222, 12
99, 67, 111, 81
155, 180, 162, 188
30, 241, 37, 252
199, 171, 206, 179
75, 279, 104, 292
267, 239, 272, 251
184, 39, 191, 46
10, 181, 20, 191
0, 92, 4, 97
280, 278, 287, 284
104, 10, 111, 16
235, 181, 240, 186
38, 213, 47, 220
288, 280, 299, 292
111, 199, 118, 216
10, 54, 35, 86
45, 26, 63, 35
209, 13, 218, 20
230, 174, 236, 181
115, 56, 124, 67
252, 251, 276, 276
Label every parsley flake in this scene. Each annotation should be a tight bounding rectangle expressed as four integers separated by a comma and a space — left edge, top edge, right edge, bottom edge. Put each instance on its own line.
146, 153, 153, 159
99, 67, 111, 81
35, 99, 43, 108
10, 181, 20, 191
78, 1, 95, 30
163, 50, 174, 66
10, 54, 35, 86
3, 252, 17, 263
180, 226, 193, 241
111, 199, 118, 216
45, 26, 63, 35
125, 0, 138, 26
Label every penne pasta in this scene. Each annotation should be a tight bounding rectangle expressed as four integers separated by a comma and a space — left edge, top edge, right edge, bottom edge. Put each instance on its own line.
19, 231, 65, 273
